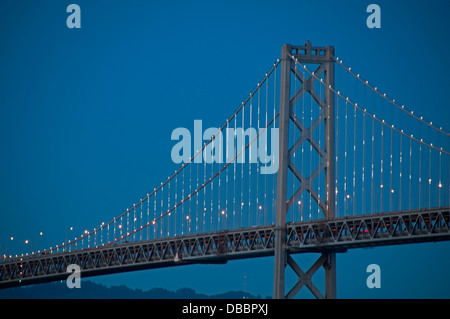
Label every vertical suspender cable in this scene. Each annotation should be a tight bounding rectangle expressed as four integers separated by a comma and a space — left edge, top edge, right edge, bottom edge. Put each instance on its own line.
399, 133, 402, 211
389, 126, 393, 212
419, 142, 422, 209
428, 146, 431, 208
218, 131, 221, 230
182, 161, 185, 235
189, 153, 192, 234
438, 149, 442, 205
211, 137, 214, 231
273, 66, 277, 224
362, 111, 366, 215
380, 122, 384, 213
371, 117, 375, 214
196, 157, 199, 233
264, 78, 268, 225
140, 202, 143, 241
353, 101, 357, 215
168, 181, 170, 237
225, 121, 229, 229
344, 99, 348, 215
249, 95, 252, 226
160, 185, 164, 237
409, 138, 412, 210
153, 188, 156, 239
233, 116, 237, 229
174, 173, 177, 236
335, 90, 339, 216
241, 103, 244, 227
203, 147, 207, 232
257, 87, 261, 225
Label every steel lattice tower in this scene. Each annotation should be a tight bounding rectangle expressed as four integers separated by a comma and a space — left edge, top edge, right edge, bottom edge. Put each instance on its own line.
274, 41, 336, 299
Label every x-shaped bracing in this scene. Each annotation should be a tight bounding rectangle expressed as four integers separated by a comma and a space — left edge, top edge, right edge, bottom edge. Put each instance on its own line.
285, 253, 329, 299
286, 63, 329, 217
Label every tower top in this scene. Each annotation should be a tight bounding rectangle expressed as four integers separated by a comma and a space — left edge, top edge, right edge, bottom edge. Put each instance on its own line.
284, 42, 334, 63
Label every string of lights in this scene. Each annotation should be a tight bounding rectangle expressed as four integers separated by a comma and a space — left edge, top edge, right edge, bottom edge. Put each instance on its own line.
30, 60, 282, 255
333, 56, 450, 137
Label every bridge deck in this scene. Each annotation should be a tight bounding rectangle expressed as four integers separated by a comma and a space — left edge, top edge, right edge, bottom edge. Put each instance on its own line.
0, 207, 449, 289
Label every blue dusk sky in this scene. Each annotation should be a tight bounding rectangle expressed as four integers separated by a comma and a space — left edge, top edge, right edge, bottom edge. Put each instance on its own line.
0, 0, 449, 298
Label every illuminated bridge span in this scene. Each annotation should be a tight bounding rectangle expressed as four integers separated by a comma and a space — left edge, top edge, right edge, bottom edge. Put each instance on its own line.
1, 42, 449, 298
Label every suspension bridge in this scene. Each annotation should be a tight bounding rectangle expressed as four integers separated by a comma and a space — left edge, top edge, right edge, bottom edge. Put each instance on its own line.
1, 41, 449, 298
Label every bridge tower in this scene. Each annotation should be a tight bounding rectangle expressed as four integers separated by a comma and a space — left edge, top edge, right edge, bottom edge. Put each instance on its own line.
274, 41, 336, 299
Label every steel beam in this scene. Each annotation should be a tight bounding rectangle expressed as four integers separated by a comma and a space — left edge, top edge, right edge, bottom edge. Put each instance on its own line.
273, 43, 292, 300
